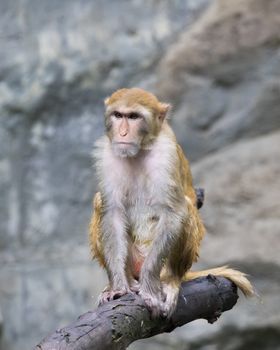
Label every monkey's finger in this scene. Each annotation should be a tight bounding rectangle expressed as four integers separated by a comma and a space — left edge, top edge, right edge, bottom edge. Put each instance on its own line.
106, 288, 132, 301
97, 293, 111, 306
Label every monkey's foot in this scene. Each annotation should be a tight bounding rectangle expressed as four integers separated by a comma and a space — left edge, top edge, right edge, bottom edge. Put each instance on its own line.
138, 290, 166, 318
161, 283, 180, 318
98, 287, 131, 305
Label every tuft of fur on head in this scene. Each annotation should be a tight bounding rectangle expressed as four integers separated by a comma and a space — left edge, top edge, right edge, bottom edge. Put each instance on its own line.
104, 88, 171, 118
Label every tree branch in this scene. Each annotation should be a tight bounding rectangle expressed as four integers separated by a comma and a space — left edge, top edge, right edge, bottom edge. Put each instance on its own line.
34, 275, 238, 350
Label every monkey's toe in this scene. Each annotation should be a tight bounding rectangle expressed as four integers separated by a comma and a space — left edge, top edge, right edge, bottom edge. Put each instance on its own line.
130, 279, 140, 294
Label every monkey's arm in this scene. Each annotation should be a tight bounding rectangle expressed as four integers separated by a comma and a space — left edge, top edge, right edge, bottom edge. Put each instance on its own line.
91, 192, 132, 302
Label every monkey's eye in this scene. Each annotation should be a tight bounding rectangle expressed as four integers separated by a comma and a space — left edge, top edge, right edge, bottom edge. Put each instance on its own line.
128, 113, 141, 120
113, 111, 123, 119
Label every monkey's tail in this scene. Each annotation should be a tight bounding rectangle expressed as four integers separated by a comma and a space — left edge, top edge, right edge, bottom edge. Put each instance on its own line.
184, 266, 254, 297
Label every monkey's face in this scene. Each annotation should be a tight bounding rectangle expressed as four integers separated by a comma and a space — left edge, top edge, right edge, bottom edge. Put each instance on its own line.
103, 88, 170, 158
105, 106, 153, 158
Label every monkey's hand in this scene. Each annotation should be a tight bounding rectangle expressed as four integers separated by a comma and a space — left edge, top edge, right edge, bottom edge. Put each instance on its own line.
98, 285, 132, 305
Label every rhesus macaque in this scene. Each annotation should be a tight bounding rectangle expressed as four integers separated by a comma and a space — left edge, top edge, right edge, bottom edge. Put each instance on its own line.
89, 88, 254, 317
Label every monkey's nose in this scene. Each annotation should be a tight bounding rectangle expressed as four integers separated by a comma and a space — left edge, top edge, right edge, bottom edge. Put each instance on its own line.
120, 129, 128, 136
119, 118, 129, 136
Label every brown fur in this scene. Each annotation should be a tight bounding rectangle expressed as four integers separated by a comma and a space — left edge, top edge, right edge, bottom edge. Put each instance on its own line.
89, 192, 105, 267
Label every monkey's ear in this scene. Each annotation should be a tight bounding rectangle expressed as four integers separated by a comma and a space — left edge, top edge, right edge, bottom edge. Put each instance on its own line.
159, 103, 171, 120
104, 97, 110, 106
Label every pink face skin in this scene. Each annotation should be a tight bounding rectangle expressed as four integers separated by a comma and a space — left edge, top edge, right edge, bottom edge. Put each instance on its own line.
109, 110, 149, 158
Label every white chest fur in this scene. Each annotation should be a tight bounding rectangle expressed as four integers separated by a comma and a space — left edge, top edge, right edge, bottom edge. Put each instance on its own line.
93, 130, 177, 240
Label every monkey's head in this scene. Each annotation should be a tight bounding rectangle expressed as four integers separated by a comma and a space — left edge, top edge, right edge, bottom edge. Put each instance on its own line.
104, 88, 170, 158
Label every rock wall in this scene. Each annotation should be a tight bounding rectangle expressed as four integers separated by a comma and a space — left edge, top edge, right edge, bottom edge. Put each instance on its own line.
0, 1, 279, 349
157, 0, 280, 160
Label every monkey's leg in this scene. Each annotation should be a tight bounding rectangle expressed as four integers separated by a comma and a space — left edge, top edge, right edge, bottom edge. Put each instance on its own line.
159, 253, 196, 318
160, 236, 191, 318
160, 199, 206, 317
138, 206, 185, 317
159, 268, 181, 318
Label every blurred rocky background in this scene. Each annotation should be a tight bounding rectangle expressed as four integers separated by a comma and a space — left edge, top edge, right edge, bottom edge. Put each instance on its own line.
0, 0, 279, 349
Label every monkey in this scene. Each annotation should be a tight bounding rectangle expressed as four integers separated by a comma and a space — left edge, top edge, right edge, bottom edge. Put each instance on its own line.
89, 87, 254, 318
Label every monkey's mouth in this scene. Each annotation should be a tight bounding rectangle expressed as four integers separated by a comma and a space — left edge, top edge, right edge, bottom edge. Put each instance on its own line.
112, 142, 140, 157
114, 142, 135, 146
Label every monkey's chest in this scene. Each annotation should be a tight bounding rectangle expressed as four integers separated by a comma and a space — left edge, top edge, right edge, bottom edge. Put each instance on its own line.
111, 161, 168, 241
125, 187, 162, 243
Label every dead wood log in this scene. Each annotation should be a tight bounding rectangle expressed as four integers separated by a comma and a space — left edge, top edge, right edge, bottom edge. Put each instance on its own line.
34, 275, 238, 350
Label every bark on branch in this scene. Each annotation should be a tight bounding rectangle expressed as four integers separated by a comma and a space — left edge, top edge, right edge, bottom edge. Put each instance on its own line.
34, 275, 238, 350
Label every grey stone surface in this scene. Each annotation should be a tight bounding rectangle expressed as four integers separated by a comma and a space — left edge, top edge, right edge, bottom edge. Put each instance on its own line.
157, 0, 280, 160
0, 257, 107, 350
1, 0, 280, 349
0, 307, 2, 338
